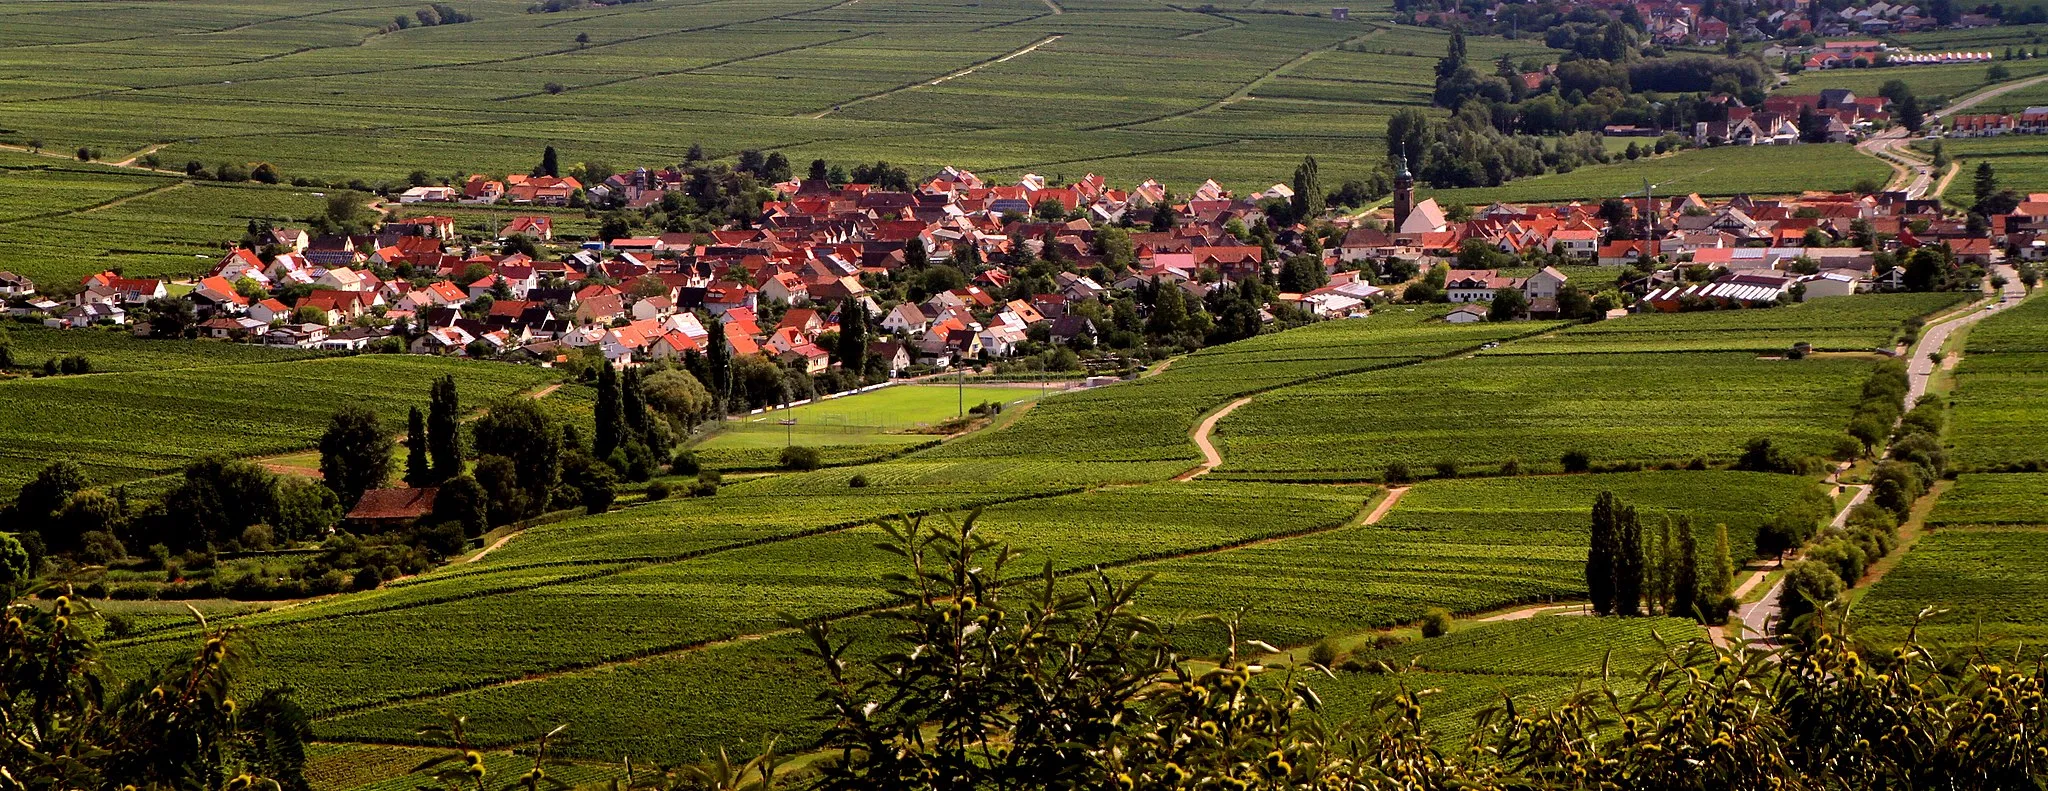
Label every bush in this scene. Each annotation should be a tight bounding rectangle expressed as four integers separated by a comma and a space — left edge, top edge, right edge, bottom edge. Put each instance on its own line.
644, 481, 671, 501
1433, 459, 1459, 478
848, 473, 869, 488
352, 565, 384, 591
1307, 638, 1341, 667
1419, 608, 1454, 638
1561, 449, 1592, 473
780, 445, 822, 471
1383, 462, 1414, 484
1499, 457, 1521, 476
669, 450, 700, 476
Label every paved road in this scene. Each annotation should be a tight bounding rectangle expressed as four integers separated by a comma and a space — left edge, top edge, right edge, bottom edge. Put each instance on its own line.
1854, 73, 2048, 199
1737, 274, 2026, 638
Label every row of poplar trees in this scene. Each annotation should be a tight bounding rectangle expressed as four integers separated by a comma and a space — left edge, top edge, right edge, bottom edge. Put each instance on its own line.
1585, 491, 1738, 622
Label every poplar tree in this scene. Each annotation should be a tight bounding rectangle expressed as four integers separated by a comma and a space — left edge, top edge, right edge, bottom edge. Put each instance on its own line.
1647, 516, 1674, 615
1587, 491, 1619, 615
837, 297, 868, 378
1709, 522, 1736, 610
405, 406, 431, 487
428, 375, 462, 481
706, 316, 731, 412
1614, 500, 1646, 617
596, 361, 624, 461
904, 237, 929, 269
1675, 514, 1702, 621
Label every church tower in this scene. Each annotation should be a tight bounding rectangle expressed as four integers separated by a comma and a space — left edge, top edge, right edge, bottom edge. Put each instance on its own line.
1392, 154, 1414, 231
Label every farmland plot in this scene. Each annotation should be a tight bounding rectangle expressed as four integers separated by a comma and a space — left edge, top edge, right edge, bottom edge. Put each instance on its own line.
1924, 473, 2048, 527
1116, 471, 1805, 654
0, 355, 554, 495
1851, 525, 2048, 647
1949, 296, 2048, 469
1213, 352, 1872, 479
1492, 293, 1964, 355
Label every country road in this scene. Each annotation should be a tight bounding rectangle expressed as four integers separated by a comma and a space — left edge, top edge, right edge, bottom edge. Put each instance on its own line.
1855, 73, 2048, 198
1736, 269, 2026, 637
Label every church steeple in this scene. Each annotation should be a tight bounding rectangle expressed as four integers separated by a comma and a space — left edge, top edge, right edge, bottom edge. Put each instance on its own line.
1392, 152, 1415, 231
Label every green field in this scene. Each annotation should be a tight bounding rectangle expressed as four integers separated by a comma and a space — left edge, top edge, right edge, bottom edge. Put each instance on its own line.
1778, 58, 2048, 106
0, 0, 1438, 192
1489, 293, 1961, 355
1950, 295, 2048, 469
1915, 135, 2048, 200
1852, 525, 2048, 647
1925, 473, 2048, 527
1425, 144, 1892, 205
1212, 352, 1872, 479
687, 383, 1046, 468
0, 355, 556, 495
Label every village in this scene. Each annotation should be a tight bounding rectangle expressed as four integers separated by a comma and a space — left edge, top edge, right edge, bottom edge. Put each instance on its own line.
2, 157, 2038, 382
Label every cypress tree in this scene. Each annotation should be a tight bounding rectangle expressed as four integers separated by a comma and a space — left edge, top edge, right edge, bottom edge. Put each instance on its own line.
540, 145, 559, 178
596, 361, 624, 461
837, 297, 867, 378
1587, 491, 1618, 615
706, 317, 730, 413
1614, 501, 1646, 617
427, 375, 462, 481
905, 237, 929, 269
1676, 514, 1702, 621
405, 406, 431, 488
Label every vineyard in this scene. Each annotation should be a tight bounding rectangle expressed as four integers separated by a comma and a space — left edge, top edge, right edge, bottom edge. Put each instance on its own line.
1112, 471, 1804, 655
1212, 352, 1872, 479
1949, 296, 2048, 469
1491, 293, 1963, 355
0, 355, 554, 494
923, 309, 1554, 474
53, 291, 2001, 776
1851, 525, 2048, 647
1924, 473, 2048, 527
687, 383, 1041, 469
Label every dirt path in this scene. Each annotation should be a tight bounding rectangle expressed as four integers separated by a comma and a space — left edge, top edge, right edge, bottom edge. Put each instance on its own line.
1174, 396, 1252, 481
465, 530, 522, 564
112, 142, 168, 167
529, 382, 563, 399
809, 35, 1061, 118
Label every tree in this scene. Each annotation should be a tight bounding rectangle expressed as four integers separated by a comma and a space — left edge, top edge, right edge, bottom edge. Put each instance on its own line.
428, 375, 462, 481
1709, 522, 1735, 606
537, 145, 560, 178
1145, 278, 1186, 336
319, 406, 393, 509
13, 460, 89, 535
0, 532, 28, 599
1, 592, 308, 790
143, 296, 198, 339
1674, 514, 1701, 620
1276, 254, 1328, 294
706, 316, 731, 411
836, 297, 868, 377
595, 360, 625, 460
1587, 491, 1620, 615
471, 455, 526, 527
153, 457, 282, 552
1613, 498, 1646, 616
430, 475, 488, 537
468, 398, 561, 518
1290, 155, 1324, 219
808, 158, 828, 182
642, 369, 712, 433
1488, 286, 1527, 321
904, 237, 929, 269
405, 406, 432, 487
1974, 161, 1999, 213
